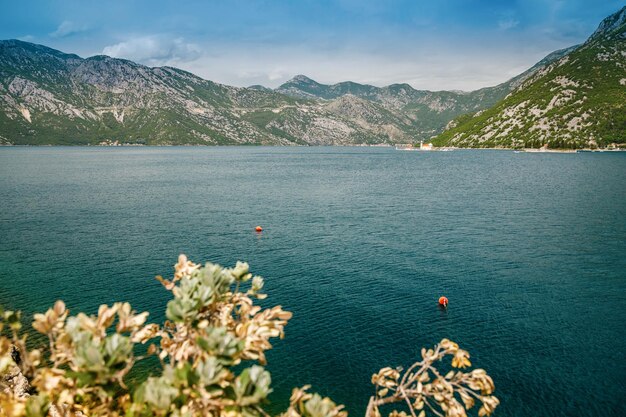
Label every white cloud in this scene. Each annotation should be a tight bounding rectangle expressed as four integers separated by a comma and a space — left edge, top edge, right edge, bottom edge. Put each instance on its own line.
93, 24, 577, 92
268, 69, 288, 81
498, 18, 520, 30
173, 40, 555, 92
102, 36, 201, 65
50, 21, 87, 38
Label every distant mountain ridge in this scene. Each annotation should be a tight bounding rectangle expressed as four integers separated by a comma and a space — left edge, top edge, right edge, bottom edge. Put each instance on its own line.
271, 45, 576, 140
0, 7, 621, 146
432, 6, 626, 148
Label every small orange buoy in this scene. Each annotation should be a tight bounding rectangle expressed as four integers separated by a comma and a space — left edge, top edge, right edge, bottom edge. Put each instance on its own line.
438, 296, 448, 307
255, 226, 263, 232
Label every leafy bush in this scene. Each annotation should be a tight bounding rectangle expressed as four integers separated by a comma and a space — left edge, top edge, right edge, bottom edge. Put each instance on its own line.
0, 256, 499, 417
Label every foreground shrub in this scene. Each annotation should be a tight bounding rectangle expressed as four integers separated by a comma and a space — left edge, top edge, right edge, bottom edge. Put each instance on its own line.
0, 256, 498, 417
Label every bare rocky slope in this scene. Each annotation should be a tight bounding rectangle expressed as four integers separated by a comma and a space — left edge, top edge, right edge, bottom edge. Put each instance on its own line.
0, 24, 605, 146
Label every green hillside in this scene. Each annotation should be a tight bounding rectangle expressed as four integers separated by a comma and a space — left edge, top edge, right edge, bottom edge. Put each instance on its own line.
433, 6, 626, 149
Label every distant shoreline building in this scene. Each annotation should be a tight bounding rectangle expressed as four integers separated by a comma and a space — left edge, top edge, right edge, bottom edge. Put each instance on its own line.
420, 141, 433, 150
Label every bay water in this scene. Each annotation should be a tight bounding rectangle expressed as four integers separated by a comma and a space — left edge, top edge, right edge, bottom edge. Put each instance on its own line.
1, 147, 625, 416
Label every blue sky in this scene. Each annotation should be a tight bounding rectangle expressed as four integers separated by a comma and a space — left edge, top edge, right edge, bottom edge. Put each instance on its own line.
1, 0, 623, 90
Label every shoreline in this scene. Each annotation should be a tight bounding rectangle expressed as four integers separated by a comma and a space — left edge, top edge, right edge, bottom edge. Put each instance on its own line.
0, 143, 624, 152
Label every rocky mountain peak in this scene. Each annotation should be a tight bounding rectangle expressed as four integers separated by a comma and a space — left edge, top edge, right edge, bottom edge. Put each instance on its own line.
0, 39, 80, 59
289, 74, 317, 84
588, 6, 626, 41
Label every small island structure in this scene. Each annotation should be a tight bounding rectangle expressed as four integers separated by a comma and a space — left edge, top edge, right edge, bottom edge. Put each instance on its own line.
523, 143, 577, 153
420, 141, 434, 150
395, 141, 454, 151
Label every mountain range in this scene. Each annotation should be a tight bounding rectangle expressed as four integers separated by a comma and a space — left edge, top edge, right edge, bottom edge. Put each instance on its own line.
0, 6, 624, 147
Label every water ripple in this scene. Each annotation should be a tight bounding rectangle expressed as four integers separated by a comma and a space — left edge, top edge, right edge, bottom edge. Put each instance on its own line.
0, 147, 625, 417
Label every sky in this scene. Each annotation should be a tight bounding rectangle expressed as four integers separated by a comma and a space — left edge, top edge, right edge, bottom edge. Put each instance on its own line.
1, 0, 624, 91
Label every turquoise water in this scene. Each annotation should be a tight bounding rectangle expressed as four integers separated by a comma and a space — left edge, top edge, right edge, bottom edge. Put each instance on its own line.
1, 147, 625, 416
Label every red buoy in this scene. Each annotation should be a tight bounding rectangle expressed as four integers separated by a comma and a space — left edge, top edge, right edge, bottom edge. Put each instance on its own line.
255, 226, 263, 232
438, 296, 448, 307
